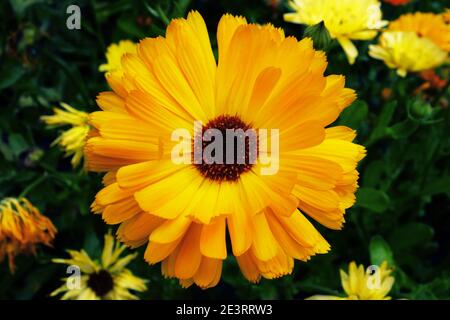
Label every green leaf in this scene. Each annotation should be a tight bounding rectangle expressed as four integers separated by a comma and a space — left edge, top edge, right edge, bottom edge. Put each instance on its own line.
8, 133, 29, 156
389, 223, 434, 251
421, 176, 450, 196
410, 277, 450, 300
362, 160, 385, 188
368, 101, 397, 145
117, 15, 147, 39
83, 227, 101, 258
0, 63, 26, 90
0, 142, 14, 161
369, 236, 394, 266
338, 100, 368, 129
8, 0, 43, 16
356, 187, 390, 213
387, 119, 419, 139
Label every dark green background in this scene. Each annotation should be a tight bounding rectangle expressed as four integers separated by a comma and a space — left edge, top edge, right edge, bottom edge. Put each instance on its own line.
0, 0, 449, 300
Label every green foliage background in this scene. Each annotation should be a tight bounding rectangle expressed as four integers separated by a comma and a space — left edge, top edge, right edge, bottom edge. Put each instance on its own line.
0, 0, 449, 300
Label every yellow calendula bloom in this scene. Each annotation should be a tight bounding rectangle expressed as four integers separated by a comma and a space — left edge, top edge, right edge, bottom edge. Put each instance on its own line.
308, 261, 395, 300
369, 12, 450, 77
388, 12, 450, 52
51, 233, 147, 300
99, 40, 137, 73
41, 103, 90, 167
0, 197, 56, 272
85, 11, 365, 289
369, 31, 448, 77
284, 0, 388, 64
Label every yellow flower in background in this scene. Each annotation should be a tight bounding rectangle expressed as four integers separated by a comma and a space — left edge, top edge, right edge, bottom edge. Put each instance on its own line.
284, 0, 388, 64
98, 40, 137, 73
307, 261, 395, 300
0, 197, 56, 272
388, 12, 450, 52
85, 11, 365, 289
369, 12, 449, 77
369, 32, 447, 77
51, 233, 147, 300
41, 103, 90, 167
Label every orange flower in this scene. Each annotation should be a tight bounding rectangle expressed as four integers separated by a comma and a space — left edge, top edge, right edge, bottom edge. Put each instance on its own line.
0, 197, 57, 272
370, 12, 449, 76
381, 88, 393, 101
414, 70, 448, 95
420, 70, 448, 89
388, 12, 450, 52
86, 12, 365, 288
383, 0, 411, 6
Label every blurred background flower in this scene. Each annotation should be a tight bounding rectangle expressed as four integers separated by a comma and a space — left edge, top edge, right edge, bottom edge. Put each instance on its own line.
307, 261, 395, 300
98, 40, 137, 73
41, 103, 90, 168
369, 12, 449, 77
51, 233, 147, 300
284, 0, 387, 64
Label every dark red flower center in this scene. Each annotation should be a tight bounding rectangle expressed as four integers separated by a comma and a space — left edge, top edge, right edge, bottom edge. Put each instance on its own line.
193, 115, 258, 182
87, 270, 114, 297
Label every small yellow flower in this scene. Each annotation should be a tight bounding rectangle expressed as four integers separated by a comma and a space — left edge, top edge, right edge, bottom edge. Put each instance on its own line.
284, 0, 388, 64
369, 31, 447, 77
51, 233, 147, 300
307, 261, 395, 300
0, 197, 56, 272
41, 103, 90, 167
99, 40, 137, 73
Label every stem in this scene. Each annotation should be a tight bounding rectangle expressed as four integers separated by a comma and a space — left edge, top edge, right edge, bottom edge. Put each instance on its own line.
19, 173, 48, 198
296, 283, 342, 296
156, 5, 171, 26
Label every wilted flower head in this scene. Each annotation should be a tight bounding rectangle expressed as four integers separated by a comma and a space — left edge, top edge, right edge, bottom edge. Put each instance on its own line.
0, 197, 56, 272
284, 0, 388, 64
369, 12, 449, 77
51, 233, 147, 300
41, 103, 90, 167
307, 261, 395, 300
98, 40, 137, 73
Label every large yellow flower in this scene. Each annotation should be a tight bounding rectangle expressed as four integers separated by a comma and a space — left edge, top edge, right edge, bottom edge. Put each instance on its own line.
0, 197, 56, 272
51, 233, 147, 300
307, 261, 395, 300
85, 12, 365, 289
41, 103, 90, 167
284, 0, 387, 64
